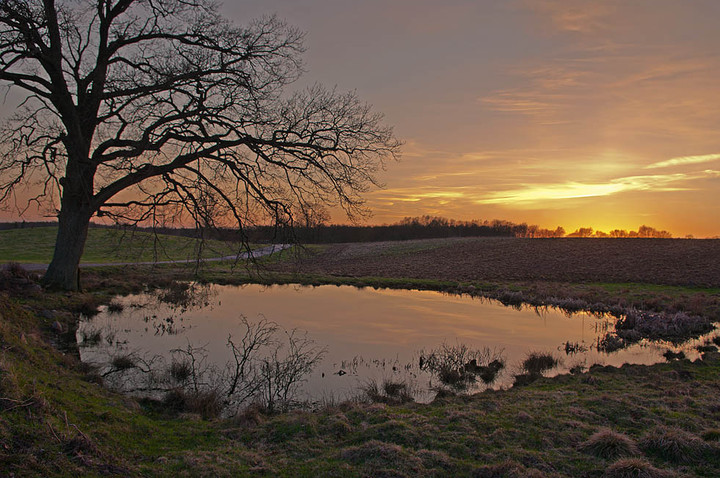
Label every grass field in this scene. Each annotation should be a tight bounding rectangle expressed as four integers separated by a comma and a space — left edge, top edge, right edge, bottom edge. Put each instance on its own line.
0, 227, 243, 264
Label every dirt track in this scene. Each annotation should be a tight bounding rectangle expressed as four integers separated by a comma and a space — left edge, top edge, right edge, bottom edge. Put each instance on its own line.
277, 238, 720, 287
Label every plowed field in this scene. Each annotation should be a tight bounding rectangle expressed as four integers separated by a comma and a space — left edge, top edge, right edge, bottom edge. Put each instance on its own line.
277, 238, 720, 287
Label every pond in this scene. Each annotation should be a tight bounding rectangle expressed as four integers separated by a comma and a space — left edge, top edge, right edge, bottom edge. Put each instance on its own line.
77, 283, 715, 408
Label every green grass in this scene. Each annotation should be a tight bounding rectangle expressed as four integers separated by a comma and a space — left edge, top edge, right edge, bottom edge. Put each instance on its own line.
0, 227, 244, 264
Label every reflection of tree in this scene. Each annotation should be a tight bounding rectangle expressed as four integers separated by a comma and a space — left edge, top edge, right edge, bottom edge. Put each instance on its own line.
156, 282, 216, 312
596, 310, 714, 353
419, 343, 505, 391
86, 316, 325, 415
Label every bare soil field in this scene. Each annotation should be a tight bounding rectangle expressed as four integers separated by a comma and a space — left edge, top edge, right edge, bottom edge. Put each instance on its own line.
275, 238, 720, 288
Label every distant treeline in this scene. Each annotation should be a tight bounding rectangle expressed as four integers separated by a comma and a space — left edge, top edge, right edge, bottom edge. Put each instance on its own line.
126, 216, 568, 243
0, 221, 58, 231
0, 216, 675, 242
565, 225, 673, 238
279, 216, 566, 243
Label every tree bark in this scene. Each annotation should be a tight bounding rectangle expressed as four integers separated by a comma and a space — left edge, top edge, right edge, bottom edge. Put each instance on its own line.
43, 201, 92, 291
43, 150, 95, 291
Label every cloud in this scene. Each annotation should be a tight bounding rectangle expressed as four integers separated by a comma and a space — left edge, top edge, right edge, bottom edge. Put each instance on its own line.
481, 90, 566, 118
475, 171, 719, 208
523, 0, 616, 35
645, 153, 720, 169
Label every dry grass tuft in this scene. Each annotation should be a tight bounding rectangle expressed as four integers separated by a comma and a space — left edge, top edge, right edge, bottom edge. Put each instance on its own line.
162, 388, 224, 420
603, 458, 672, 478
109, 355, 136, 371
168, 359, 192, 383
362, 379, 414, 405
473, 460, 544, 478
701, 429, 720, 442
106, 301, 124, 313
579, 428, 639, 459
640, 426, 709, 463
340, 440, 422, 472
514, 351, 559, 385
521, 352, 558, 376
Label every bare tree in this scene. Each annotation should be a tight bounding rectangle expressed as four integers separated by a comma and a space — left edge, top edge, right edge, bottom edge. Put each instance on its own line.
0, 0, 400, 290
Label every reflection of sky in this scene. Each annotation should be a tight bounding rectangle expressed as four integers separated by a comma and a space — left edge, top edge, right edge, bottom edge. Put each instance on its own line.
78, 284, 715, 402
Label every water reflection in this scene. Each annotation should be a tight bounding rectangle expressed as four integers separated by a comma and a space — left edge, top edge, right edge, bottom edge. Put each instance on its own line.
78, 283, 717, 407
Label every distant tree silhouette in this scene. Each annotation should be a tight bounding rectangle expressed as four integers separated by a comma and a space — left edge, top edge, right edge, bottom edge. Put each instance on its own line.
637, 225, 672, 238
567, 227, 594, 238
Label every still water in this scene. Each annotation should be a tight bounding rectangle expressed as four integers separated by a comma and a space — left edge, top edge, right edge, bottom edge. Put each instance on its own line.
77, 283, 708, 404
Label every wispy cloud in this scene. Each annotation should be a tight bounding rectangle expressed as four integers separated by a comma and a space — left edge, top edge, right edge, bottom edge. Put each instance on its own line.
480, 90, 568, 121
523, 0, 615, 35
475, 171, 719, 207
645, 153, 720, 169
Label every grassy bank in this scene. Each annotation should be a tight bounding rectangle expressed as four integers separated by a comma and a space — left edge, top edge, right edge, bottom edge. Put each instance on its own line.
2, 236, 720, 476
0, 227, 242, 264
1, 278, 720, 476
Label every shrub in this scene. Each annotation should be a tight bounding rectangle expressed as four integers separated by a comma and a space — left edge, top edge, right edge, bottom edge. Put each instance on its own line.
169, 359, 192, 383
597, 334, 625, 353
74, 294, 101, 317
521, 352, 558, 376
579, 428, 639, 459
662, 350, 685, 361
419, 343, 504, 391
110, 355, 136, 371
107, 301, 124, 313
363, 379, 414, 405
615, 310, 714, 343
78, 328, 103, 346
0, 263, 39, 294
569, 363, 586, 374
162, 387, 223, 420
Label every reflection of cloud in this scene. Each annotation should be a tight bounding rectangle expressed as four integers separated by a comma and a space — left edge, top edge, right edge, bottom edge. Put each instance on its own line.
645, 153, 720, 169
476, 171, 719, 207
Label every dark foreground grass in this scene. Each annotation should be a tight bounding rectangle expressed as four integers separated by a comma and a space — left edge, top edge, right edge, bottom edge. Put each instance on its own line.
2, 272, 720, 477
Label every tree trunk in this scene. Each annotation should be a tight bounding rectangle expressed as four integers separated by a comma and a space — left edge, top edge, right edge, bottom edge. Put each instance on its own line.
43, 201, 92, 291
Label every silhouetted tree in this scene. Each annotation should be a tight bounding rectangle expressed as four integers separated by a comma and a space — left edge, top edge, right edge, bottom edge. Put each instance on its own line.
637, 225, 672, 238
567, 227, 594, 238
0, 0, 400, 289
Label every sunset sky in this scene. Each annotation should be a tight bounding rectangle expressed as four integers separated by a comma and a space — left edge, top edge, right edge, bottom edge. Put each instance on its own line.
226, 0, 720, 237
2, 1, 720, 236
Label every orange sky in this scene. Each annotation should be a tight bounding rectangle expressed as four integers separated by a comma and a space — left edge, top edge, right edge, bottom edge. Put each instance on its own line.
229, 0, 719, 237
2, 1, 719, 237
